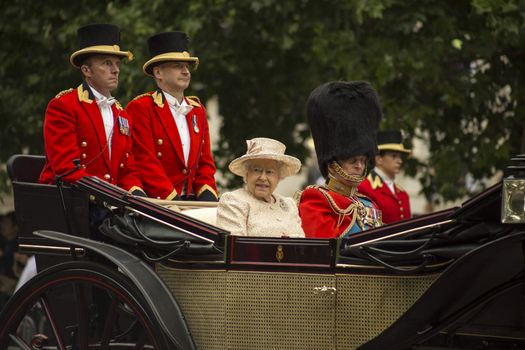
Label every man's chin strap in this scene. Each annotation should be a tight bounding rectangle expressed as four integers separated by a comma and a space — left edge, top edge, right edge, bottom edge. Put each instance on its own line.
328, 160, 365, 188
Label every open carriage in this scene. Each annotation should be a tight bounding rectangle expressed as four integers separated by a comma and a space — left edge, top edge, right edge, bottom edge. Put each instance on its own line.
1, 154, 525, 350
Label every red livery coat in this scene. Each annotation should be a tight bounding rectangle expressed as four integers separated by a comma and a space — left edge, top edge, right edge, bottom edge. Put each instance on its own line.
39, 83, 143, 192
125, 90, 218, 200
358, 170, 411, 224
299, 185, 380, 238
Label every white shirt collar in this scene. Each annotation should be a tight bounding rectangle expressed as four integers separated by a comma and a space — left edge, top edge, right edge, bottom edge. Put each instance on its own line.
88, 84, 112, 102
163, 91, 188, 108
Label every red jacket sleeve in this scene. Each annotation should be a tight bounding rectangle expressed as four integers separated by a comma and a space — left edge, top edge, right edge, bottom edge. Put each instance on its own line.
42, 97, 87, 183
299, 188, 342, 239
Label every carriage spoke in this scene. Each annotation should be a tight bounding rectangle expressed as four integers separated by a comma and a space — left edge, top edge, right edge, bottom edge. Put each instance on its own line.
40, 294, 67, 350
100, 295, 119, 348
73, 282, 89, 350
8, 334, 32, 350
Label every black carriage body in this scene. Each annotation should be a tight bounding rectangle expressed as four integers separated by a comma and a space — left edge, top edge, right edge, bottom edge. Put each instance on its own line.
2, 154, 525, 350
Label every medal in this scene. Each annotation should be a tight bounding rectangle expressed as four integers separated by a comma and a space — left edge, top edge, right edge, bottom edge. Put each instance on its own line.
192, 115, 199, 133
118, 116, 129, 135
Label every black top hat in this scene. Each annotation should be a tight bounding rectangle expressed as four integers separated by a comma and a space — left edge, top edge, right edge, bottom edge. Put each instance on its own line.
306, 81, 382, 178
143, 31, 199, 76
70, 23, 133, 68
377, 130, 411, 154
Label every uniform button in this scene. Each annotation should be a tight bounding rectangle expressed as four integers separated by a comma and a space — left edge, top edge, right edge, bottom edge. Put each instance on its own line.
81, 153, 87, 159
398, 201, 402, 205
125, 153, 129, 158
81, 141, 87, 147
400, 207, 404, 212
157, 139, 163, 145
157, 152, 162, 158
182, 169, 187, 175
104, 174, 111, 180
119, 163, 124, 169
81, 165, 86, 169
156, 196, 161, 199
400, 214, 404, 219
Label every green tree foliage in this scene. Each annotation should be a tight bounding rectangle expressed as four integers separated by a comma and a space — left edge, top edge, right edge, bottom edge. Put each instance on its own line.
1, 0, 524, 202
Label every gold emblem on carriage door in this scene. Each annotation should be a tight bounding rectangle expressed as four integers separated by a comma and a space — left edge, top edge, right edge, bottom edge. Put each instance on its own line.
276, 245, 284, 262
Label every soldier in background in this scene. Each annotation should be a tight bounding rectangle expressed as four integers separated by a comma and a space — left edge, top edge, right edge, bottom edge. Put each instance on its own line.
126, 31, 218, 201
358, 130, 411, 224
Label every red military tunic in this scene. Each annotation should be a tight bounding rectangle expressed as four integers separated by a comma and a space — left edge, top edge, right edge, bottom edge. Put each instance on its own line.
39, 83, 143, 192
125, 90, 218, 200
358, 169, 411, 224
298, 184, 381, 238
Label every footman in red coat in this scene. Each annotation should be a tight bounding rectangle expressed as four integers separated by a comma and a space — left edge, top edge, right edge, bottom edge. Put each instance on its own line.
358, 130, 412, 223
39, 24, 144, 195
126, 31, 218, 201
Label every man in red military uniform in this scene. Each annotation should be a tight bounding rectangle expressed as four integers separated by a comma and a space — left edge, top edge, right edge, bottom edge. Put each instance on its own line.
358, 130, 411, 223
39, 24, 145, 194
126, 31, 218, 201
298, 81, 383, 238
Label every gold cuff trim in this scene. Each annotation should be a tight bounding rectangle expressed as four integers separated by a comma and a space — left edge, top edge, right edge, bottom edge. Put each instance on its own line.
128, 186, 143, 194
196, 184, 218, 199
165, 189, 178, 201
378, 144, 411, 153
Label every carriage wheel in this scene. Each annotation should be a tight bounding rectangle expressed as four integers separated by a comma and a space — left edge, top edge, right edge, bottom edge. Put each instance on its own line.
0, 261, 169, 349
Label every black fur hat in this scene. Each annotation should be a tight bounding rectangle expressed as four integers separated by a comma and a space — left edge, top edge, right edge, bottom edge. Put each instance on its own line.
306, 81, 382, 177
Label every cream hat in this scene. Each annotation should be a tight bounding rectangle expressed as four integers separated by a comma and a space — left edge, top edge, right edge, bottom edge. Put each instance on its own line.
229, 138, 301, 178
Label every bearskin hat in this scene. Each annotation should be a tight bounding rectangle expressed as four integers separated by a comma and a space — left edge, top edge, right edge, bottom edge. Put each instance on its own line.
306, 81, 382, 178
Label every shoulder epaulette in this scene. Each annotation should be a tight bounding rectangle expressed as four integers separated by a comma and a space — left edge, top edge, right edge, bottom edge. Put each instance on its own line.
55, 88, 73, 99
367, 172, 383, 190
131, 92, 153, 102
186, 95, 201, 107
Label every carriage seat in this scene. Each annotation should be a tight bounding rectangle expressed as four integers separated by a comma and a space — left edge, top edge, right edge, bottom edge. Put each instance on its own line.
7, 154, 45, 183
7, 154, 90, 241
180, 207, 217, 226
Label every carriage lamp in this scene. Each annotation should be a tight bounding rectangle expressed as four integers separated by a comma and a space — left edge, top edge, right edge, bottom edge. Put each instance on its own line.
501, 178, 525, 224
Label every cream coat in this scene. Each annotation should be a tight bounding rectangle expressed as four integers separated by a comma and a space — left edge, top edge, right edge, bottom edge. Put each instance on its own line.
216, 187, 305, 237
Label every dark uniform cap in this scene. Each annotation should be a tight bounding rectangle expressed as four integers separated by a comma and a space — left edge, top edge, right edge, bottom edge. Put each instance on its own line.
306, 81, 382, 178
377, 130, 411, 153
69, 23, 133, 68
143, 31, 199, 76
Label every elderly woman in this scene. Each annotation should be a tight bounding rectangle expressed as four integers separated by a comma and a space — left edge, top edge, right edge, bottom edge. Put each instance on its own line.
216, 138, 304, 237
